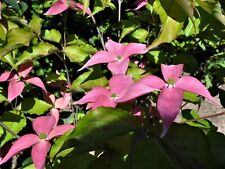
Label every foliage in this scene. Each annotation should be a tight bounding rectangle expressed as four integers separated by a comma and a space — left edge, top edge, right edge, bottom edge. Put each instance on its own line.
0, 0, 225, 168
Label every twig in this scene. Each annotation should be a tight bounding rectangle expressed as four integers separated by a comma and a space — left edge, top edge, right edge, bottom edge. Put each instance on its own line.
117, 0, 123, 37
90, 15, 106, 50
0, 121, 20, 138
11, 156, 17, 169
179, 111, 225, 124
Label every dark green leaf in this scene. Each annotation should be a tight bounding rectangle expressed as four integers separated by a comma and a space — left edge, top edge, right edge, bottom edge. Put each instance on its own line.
61, 107, 140, 152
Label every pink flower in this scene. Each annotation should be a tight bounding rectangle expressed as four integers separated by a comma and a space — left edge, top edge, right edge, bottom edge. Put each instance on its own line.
118, 64, 220, 137
79, 39, 147, 75
0, 115, 74, 169
44, 92, 71, 123
74, 75, 141, 109
44, 0, 91, 16
134, 0, 147, 10
0, 62, 46, 101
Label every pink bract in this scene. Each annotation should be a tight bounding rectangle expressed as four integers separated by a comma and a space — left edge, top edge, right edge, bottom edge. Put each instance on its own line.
0, 115, 74, 169
0, 62, 46, 101
134, 0, 147, 10
44, 92, 71, 123
119, 64, 220, 137
79, 39, 147, 75
44, 0, 91, 16
75, 75, 138, 109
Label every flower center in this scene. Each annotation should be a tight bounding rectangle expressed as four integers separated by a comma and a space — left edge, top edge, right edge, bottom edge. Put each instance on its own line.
39, 133, 47, 140
116, 56, 123, 62
111, 93, 119, 100
166, 78, 176, 88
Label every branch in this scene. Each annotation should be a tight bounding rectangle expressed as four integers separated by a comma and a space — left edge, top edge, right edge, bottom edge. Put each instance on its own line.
179, 111, 225, 124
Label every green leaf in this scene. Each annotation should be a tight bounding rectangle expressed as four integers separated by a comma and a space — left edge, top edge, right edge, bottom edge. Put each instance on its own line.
0, 23, 7, 42
93, 0, 115, 15
42, 29, 62, 43
19, 97, 52, 115
120, 19, 139, 42
149, 0, 186, 49
146, 50, 166, 64
196, 0, 225, 27
175, 0, 194, 21
15, 42, 58, 67
207, 131, 225, 168
23, 164, 35, 169
163, 124, 213, 169
0, 88, 7, 103
0, 28, 35, 58
183, 91, 200, 103
181, 109, 214, 129
131, 28, 149, 42
28, 16, 43, 35
127, 64, 146, 80
4, 0, 20, 11
80, 76, 108, 91
64, 45, 96, 64
71, 67, 108, 92
128, 139, 175, 169
60, 107, 140, 153
57, 153, 96, 169
0, 110, 26, 147
1, 53, 15, 67
50, 131, 73, 159
89, 151, 126, 169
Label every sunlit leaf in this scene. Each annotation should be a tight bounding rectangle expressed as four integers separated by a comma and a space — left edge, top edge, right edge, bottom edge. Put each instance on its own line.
0, 28, 35, 58
0, 110, 26, 147
18, 97, 52, 115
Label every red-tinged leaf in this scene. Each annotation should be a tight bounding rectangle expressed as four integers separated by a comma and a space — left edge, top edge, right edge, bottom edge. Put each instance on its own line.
107, 58, 130, 75
0, 134, 39, 165
55, 93, 71, 109
0, 72, 16, 82
109, 75, 133, 97
75, 86, 110, 105
175, 76, 220, 106
32, 116, 56, 136
157, 87, 183, 137
25, 76, 47, 92
78, 51, 114, 71
18, 62, 33, 78
47, 125, 74, 140
44, 0, 68, 15
161, 64, 184, 82
8, 80, 25, 101
31, 141, 51, 169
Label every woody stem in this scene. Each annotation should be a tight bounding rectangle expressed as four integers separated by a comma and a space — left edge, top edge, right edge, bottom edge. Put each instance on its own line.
179, 111, 225, 124
90, 15, 106, 50
0, 121, 20, 138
